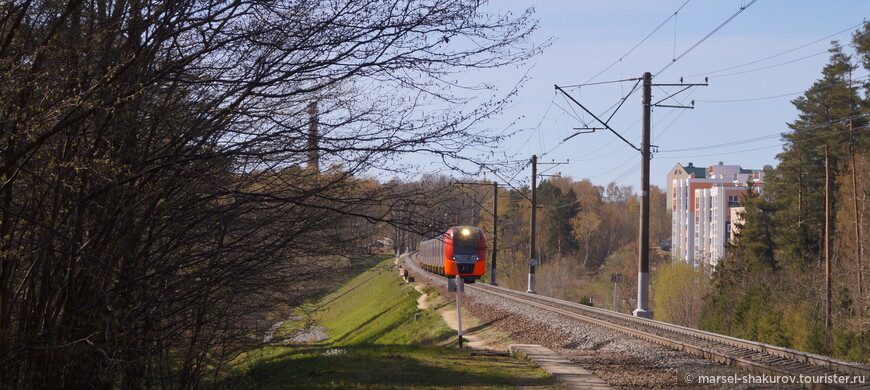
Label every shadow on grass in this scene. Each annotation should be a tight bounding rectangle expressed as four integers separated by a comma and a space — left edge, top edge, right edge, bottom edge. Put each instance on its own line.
219, 344, 555, 389
464, 314, 508, 334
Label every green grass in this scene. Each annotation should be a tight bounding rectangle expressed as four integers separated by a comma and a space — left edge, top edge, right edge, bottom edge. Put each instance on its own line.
221, 257, 562, 389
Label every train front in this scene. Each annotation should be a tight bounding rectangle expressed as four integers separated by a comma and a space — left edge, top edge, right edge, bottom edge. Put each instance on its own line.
444, 226, 486, 283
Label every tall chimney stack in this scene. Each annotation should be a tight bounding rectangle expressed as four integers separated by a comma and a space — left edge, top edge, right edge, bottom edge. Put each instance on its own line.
307, 101, 319, 172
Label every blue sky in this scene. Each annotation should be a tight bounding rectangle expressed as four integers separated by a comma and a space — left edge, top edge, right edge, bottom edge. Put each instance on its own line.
448, 0, 870, 190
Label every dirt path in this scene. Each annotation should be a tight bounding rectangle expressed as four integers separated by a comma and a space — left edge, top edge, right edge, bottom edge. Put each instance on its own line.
414, 284, 431, 310
414, 284, 502, 351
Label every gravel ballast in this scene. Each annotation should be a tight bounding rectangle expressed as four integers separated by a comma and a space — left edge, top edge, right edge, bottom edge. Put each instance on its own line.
403, 256, 803, 389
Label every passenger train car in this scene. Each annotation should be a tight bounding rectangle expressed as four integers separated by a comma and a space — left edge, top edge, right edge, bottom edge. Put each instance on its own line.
418, 226, 486, 283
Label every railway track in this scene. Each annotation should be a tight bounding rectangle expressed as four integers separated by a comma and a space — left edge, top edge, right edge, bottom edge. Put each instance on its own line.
404, 253, 870, 390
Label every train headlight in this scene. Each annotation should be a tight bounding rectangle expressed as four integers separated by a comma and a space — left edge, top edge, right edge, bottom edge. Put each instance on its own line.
460, 228, 471, 236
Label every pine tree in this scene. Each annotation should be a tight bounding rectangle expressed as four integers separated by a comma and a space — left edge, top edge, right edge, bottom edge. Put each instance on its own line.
767, 43, 864, 269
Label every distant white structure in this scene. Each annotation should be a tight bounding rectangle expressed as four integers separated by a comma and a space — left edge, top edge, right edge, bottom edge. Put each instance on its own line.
669, 162, 766, 267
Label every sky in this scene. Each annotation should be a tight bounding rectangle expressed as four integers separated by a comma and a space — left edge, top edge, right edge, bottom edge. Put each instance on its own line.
438, 0, 870, 191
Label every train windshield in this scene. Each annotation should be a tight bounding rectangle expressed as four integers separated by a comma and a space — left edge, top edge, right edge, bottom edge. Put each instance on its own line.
453, 228, 479, 255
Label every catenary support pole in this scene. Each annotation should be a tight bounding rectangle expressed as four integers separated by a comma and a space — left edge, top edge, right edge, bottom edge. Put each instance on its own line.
633, 72, 653, 319
527, 155, 538, 294
491, 181, 498, 286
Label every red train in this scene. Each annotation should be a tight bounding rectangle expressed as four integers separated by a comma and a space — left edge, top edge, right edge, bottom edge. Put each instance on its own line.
418, 226, 486, 283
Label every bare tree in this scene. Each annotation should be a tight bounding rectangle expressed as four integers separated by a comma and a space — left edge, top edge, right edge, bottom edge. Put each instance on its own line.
0, 0, 543, 388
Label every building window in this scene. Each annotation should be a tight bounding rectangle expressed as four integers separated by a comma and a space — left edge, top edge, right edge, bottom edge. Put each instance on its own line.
728, 195, 739, 207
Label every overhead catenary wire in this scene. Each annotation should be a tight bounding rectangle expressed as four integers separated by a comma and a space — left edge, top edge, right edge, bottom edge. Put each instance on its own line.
581, 104, 694, 182
706, 50, 829, 79
513, 92, 559, 155
659, 113, 869, 153
563, 86, 693, 164
539, 0, 770, 187
554, 85, 640, 151
687, 21, 867, 78
612, 162, 642, 184
583, 0, 692, 85
560, 77, 642, 89
482, 165, 532, 202
586, 156, 637, 179
657, 124, 869, 160
543, 82, 642, 160
697, 74, 870, 103
654, 0, 758, 78
658, 127, 867, 160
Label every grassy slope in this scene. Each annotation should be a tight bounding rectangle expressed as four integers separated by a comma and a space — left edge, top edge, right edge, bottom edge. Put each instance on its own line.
221, 257, 560, 389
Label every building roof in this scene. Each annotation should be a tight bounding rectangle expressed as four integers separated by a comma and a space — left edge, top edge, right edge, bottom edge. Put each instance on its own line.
683, 163, 708, 178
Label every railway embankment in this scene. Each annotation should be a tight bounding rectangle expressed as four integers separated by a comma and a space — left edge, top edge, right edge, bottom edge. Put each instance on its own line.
219, 256, 564, 389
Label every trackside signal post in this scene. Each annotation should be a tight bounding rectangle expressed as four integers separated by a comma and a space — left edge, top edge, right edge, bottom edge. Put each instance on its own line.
611, 273, 622, 311
455, 277, 464, 347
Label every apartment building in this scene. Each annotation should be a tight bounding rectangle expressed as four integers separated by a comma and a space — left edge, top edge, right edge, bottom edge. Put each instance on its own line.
669, 162, 765, 267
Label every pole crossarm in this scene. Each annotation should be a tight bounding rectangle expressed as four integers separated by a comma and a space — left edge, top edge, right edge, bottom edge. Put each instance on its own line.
651, 82, 708, 107
655, 104, 694, 109
452, 181, 494, 186
554, 84, 640, 152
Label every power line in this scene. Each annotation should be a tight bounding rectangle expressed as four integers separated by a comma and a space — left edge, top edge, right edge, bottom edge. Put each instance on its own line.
613, 162, 642, 184
658, 134, 779, 153
687, 21, 866, 78
584, 0, 692, 84
657, 126, 867, 160
564, 87, 692, 163
657, 124, 869, 160
544, 79, 645, 160
656, 144, 782, 160
697, 74, 870, 103
555, 85, 640, 151
513, 92, 559, 155
708, 50, 829, 79
653, 88, 696, 141
587, 156, 637, 178
560, 77, 641, 89
654, 0, 758, 77
658, 113, 869, 153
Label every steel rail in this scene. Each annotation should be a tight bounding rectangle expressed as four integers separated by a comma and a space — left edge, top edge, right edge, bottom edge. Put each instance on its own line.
470, 283, 869, 390
404, 252, 870, 390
